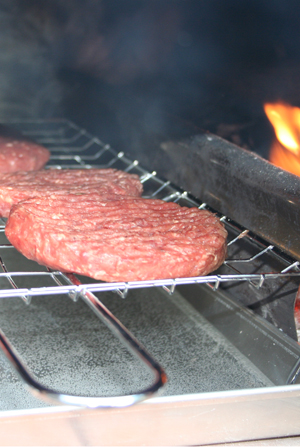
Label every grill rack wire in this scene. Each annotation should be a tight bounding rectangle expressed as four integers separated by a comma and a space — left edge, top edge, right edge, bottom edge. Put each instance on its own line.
0, 118, 299, 301
0, 118, 299, 409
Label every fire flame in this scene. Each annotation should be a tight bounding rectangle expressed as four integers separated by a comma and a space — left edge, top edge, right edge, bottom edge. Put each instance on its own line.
264, 102, 300, 176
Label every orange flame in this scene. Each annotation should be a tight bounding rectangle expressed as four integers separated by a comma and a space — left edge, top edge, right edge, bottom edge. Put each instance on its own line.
264, 102, 300, 176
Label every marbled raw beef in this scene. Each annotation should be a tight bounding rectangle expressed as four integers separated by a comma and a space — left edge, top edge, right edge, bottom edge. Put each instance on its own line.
0, 168, 143, 216
0, 137, 50, 173
5, 194, 227, 282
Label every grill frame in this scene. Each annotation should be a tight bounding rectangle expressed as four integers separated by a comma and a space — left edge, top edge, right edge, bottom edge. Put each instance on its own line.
0, 118, 298, 301
0, 120, 300, 443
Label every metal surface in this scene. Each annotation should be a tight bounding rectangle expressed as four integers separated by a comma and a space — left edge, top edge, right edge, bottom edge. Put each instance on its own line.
155, 134, 300, 262
0, 119, 298, 301
0, 277, 167, 409
0, 287, 299, 445
0, 119, 299, 444
0, 119, 298, 340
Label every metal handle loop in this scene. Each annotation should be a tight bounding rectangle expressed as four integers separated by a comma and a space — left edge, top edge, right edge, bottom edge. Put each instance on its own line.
0, 279, 167, 409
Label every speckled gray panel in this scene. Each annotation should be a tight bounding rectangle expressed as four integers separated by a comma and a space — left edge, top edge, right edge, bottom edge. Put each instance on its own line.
0, 286, 274, 412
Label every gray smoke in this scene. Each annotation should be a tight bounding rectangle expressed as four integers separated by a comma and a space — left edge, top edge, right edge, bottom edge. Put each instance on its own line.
0, 0, 299, 158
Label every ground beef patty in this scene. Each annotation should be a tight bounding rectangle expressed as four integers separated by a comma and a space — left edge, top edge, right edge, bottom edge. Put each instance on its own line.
0, 168, 143, 217
5, 194, 227, 282
0, 137, 50, 173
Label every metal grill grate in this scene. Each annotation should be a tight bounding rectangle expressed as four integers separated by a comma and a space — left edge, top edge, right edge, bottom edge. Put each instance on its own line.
0, 118, 299, 409
0, 118, 298, 301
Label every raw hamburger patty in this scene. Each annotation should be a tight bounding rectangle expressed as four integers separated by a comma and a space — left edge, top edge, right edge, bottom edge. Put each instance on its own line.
0, 168, 143, 217
5, 194, 227, 282
0, 137, 50, 173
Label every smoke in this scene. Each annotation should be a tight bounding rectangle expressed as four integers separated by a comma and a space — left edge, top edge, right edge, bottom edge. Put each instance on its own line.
0, 0, 299, 157
0, 1, 62, 119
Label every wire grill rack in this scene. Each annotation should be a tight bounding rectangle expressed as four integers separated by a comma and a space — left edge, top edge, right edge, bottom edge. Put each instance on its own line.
0, 118, 298, 302
0, 118, 299, 409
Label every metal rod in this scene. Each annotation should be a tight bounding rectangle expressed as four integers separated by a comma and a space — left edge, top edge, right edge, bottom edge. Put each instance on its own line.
0, 279, 167, 409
